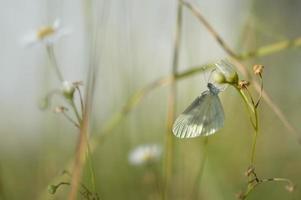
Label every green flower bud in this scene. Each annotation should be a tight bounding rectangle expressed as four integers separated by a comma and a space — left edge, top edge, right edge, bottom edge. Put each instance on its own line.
62, 81, 75, 100
212, 71, 226, 84
48, 185, 58, 194
215, 59, 239, 85
226, 71, 239, 84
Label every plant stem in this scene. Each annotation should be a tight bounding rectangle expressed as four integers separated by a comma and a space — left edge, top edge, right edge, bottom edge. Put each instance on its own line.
181, 0, 237, 58
241, 177, 293, 199
69, 99, 82, 124
250, 107, 258, 165
237, 37, 301, 60
164, 1, 183, 199
85, 133, 97, 193
234, 87, 259, 165
62, 111, 80, 128
46, 44, 64, 82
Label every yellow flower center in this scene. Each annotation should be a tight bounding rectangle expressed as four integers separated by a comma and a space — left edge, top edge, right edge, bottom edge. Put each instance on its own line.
37, 26, 55, 39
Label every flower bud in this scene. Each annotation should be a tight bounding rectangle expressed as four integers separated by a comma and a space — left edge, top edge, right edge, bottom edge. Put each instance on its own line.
54, 106, 68, 113
212, 71, 226, 84
61, 81, 75, 100
48, 185, 58, 194
238, 80, 250, 89
253, 64, 264, 75
285, 184, 294, 192
215, 59, 238, 84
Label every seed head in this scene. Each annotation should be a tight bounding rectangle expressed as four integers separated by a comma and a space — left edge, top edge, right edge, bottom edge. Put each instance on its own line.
253, 64, 264, 75
238, 80, 250, 89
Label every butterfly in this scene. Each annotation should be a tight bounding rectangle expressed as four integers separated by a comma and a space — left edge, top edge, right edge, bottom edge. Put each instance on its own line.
172, 82, 224, 138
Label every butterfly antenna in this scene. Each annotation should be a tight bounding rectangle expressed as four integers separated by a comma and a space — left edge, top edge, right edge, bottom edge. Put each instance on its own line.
207, 69, 216, 84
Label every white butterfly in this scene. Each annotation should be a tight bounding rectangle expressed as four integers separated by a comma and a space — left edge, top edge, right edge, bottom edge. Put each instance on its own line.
172, 82, 224, 138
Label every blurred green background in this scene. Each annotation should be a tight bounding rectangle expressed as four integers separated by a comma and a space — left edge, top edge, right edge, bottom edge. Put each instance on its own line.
1, 0, 301, 199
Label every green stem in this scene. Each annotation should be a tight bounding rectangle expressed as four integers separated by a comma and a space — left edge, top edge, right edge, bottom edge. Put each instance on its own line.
69, 99, 82, 124
234, 86, 258, 165
85, 134, 97, 193
164, 1, 183, 199
250, 108, 258, 165
241, 178, 293, 199
46, 45, 64, 82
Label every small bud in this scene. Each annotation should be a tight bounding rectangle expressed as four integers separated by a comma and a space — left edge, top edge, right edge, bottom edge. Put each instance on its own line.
212, 71, 226, 84
48, 185, 58, 195
253, 64, 264, 75
285, 184, 294, 192
54, 106, 68, 113
227, 72, 239, 84
238, 80, 250, 89
245, 165, 255, 177
62, 81, 75, 99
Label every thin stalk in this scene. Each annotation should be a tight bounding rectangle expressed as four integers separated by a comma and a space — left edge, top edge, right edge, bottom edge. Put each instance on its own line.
46, 45, 64, 82
250, 108, 258, 165
76, 87, 85, 115
69, 99, 82, 124
237, 37, 301, 60
188, 137, 209, 200
241, 178, 293, 199
181, 0, 237, 58
255, 74, 263, 108
62, 111, 80, 128
233, 86, 259, 165
235, 87, 255, 128
164, 1, 183, 199
85, 133, 97, 193
68, 112, 89, 200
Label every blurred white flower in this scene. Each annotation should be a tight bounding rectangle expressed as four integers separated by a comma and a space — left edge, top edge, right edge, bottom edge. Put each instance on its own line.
61, 81, 75, 99
129, 144, 162, 166
22, 19, 70, 47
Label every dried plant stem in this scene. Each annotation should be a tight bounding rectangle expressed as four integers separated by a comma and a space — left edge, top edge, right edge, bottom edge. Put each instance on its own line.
181, 0, 238, 58
163, 1, 182, 199
68, 113, 89, 200
46, 45, 64, 82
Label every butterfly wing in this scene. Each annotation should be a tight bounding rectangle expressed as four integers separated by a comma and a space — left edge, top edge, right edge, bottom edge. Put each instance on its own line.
172, 91, 224, 138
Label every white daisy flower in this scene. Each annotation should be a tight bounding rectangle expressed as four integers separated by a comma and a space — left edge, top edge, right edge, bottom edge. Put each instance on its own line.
129, 144, 162, 166
22, 19, 70, 47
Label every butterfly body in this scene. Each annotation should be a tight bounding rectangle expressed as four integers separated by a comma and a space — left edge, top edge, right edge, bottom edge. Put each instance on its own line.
172, 83, 224, 138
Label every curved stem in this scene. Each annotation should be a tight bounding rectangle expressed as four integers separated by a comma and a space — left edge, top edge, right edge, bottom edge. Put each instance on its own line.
241, 177, 293, 199
46, 45, 64, 82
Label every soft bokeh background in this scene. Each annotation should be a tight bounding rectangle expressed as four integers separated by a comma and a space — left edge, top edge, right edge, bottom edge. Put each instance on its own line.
1, 0, 301, 199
